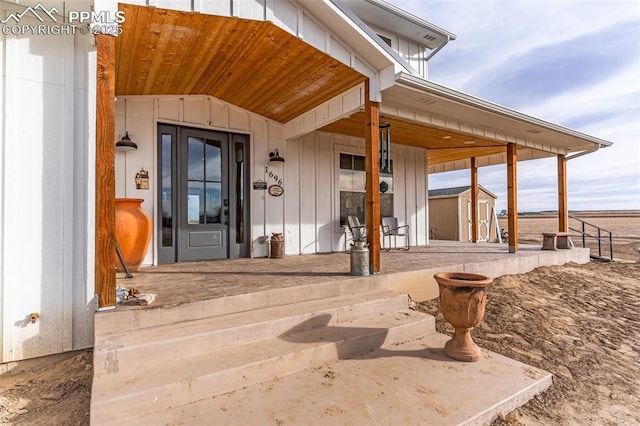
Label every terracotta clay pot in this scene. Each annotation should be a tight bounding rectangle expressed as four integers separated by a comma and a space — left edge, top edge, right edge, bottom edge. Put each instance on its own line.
434, 272, 493, 362
115, 198, 152, 272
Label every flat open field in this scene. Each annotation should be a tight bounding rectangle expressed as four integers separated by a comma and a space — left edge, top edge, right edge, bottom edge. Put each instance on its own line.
499, 212, 640, 261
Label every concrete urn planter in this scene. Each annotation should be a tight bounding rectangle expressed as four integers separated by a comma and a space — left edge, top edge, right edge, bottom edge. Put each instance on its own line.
115, 198, 152, 272
434, 272, 493, 362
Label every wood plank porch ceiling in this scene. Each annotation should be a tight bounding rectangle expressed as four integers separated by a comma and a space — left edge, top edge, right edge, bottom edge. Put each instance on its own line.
319, 112, 508, 165
115, 4, 366, 123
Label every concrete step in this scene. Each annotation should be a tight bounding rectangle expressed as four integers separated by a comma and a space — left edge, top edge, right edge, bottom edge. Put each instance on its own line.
130, 333, 552, 425
91, 310, 435, 424
93, 290, 410, 376
95, 276, 388, 336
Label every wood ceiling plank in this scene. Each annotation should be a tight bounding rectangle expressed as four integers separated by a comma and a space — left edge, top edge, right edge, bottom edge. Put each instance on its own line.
173, 15, 235, 95
246, 53, 334, 117
155, 12, 201, 94
137, 9, 182, 94
219, 26, 315, 107
192, 19, 250, 95
275, 68, 365, 122
116, 5, 367, 122
115, 5, 138, 93
163, 13, 211, 94
427, 147, 506, 164
230, 37, 311, 108
199, 21, 275, 98
120, 5, 156, 94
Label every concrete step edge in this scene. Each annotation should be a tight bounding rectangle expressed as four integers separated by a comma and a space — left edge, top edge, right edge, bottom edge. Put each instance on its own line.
90, 312, 435, 420
95, 276, 388, 336
93, 292, 409, 377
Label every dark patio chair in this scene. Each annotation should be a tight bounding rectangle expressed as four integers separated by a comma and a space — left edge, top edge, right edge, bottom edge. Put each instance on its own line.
381, 217, 410, 251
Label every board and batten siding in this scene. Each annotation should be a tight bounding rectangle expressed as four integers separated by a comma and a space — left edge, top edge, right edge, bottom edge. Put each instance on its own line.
284, 132, 428, 254
0, 27, 96, 362
116, 95, 430, 262
115, 95, 285, 261
368, 24, 429, 79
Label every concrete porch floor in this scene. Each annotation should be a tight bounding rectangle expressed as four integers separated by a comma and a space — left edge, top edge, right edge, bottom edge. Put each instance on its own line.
117, 240, 590, 307
96, 240, 583, 424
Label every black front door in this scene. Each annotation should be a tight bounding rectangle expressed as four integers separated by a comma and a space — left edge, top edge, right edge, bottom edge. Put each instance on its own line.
158, 124, 249, 263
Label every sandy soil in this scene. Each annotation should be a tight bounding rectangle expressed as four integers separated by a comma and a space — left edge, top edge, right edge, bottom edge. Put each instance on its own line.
1, 261, 638, 425
419, 261, 640, 425
0, 350, 92, 425
499, 214, 640, 262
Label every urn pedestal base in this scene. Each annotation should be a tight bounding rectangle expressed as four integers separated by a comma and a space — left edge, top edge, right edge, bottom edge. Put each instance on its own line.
434, 272, 493, 362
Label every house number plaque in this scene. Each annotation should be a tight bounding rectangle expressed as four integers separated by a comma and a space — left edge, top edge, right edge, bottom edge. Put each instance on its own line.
268, 184, 284, 197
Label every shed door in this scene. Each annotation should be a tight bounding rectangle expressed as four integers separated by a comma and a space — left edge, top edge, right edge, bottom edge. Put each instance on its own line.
478, 200, 490, 242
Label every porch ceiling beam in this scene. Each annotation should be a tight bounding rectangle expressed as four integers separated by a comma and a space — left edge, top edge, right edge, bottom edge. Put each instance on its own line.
558, 154, 568, 233
365, 80, 381, 273
95, 34, 117, 309
507, 143, 518, 253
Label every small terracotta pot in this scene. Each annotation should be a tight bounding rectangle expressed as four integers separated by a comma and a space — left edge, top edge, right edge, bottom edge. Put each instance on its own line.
434, 272, 493, 362
115, 198, 152, 272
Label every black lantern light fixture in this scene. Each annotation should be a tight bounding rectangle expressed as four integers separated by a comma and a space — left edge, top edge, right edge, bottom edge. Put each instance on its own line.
269, 148, 285, 162
116, 99, 138, 151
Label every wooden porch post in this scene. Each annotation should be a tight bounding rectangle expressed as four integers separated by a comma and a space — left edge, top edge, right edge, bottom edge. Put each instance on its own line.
470, 157, 479, 243
507, 143, 518, 253
364, 80, 381, 273
95, 34, 117, 308
557, 154, 568, 232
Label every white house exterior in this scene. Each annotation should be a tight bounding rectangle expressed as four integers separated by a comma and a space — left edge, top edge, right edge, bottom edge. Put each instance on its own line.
0, 0, 612, 363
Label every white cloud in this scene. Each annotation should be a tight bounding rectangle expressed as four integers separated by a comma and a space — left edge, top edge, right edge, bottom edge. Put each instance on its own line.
393, 0, 640, 211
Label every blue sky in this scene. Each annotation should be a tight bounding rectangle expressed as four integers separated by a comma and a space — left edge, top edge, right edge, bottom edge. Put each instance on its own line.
391, 0, 640, 212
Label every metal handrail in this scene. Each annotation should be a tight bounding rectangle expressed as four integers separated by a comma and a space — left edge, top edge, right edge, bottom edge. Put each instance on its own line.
568, 215, 614, 261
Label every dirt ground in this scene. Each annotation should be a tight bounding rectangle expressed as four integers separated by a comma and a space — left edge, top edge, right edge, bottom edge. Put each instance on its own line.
499, 213, 640, 262
0, 350, 92, 425
1, 262, 638, 425
420, 261, 640, 426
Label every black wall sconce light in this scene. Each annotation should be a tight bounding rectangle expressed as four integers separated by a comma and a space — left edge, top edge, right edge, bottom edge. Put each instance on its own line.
116, 99, 138, 151
269, 149, 285, 162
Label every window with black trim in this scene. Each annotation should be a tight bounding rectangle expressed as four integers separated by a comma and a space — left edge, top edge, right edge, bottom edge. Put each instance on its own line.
339, 153, 393, 226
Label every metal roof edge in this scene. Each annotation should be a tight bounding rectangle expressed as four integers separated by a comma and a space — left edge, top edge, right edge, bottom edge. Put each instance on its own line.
429, 185, 498, 199
394, 72, 614, 148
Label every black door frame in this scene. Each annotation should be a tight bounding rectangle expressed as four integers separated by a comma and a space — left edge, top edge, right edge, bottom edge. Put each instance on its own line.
157, 123, 250, 263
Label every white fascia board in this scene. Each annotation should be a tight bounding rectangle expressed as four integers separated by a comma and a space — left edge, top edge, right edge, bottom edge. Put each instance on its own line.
342, 0, 456, 48
297, 0, 409, 75
379, 64, 397, 91
395, 72, 613, 149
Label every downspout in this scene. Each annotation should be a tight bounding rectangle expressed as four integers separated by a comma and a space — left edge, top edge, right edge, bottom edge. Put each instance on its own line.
423, 35, 450, 63
566, 143, 601, 160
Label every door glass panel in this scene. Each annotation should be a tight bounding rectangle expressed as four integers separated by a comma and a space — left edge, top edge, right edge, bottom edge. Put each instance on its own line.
187, 181, 204, 224
161, 133, 173, 247
188, 137, 205, 181
205, 139, 222, 181
205, 182, 222, 223
235, 142, 244, 244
